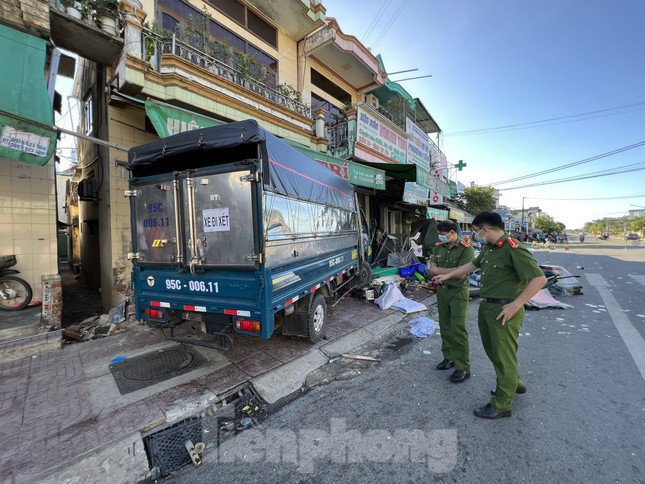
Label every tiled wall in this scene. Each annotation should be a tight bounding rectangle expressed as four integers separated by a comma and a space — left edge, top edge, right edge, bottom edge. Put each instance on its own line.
0, 158, 58, 302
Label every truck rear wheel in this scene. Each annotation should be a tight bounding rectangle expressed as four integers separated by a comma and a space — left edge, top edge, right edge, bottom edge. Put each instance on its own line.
356, 261, 372, 289
306, 293, 326, 343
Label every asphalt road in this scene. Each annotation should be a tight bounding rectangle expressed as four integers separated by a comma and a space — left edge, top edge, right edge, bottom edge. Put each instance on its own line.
168, 237, 645, 483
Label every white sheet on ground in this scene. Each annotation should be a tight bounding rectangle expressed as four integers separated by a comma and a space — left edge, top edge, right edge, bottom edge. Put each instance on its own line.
391, 298, 427, 314
526, 289, 574, 309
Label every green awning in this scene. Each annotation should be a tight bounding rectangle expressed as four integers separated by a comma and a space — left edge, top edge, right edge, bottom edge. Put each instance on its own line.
0, 25, 56, 166
145, 99, 224, 137
352, 158, 417, 182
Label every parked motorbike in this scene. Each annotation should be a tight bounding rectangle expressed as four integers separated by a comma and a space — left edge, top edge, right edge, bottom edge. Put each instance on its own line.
599, 234, 609, 240
0, 255, 33, 311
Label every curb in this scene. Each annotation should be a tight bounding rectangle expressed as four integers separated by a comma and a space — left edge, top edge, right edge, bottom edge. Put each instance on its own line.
0, 329, 62, 364
251, 294, 436, 405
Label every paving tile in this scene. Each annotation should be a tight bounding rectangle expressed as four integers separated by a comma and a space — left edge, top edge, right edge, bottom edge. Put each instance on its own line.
0, 396, 23, 442
95, 400, 165, 445
12, 421, 101, 482
77, 338, 126, 364
265, 340, 311, 364
234, 352, 282, 377
198, 364, 251, 396
0, 371, 30, 400
223, 340, 263, 363
0, 442, 21, 483
144, 379, 211, 409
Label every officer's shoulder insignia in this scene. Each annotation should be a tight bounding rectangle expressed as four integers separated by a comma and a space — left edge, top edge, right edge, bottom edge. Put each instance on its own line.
507, 237, 520, 249
459, 240, 470, 248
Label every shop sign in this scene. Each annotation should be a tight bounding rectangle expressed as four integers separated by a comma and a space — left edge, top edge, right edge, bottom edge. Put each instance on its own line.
356, 106, 407, 164
403, 182, 429, 206
315, 158, 386, 190
405, 117, 430, 170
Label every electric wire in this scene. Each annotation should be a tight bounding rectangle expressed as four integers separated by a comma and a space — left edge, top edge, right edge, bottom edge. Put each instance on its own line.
488, 140, 645, 186
362, 0, 391, 43
371, 0, 411, 49
445, 101, 645, 136
523, 193, 645, 201
499, 162, 645, 191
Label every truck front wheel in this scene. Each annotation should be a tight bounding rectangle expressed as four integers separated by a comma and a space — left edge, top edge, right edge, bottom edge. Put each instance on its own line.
306, 293, 327, 343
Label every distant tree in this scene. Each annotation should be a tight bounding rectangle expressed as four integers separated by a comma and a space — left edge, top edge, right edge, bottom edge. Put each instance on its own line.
630, 215, 645, 234
584, 216, 631, 235
533, 214, 559, 233
555, 221, 566, 232
454, 185, 496, 216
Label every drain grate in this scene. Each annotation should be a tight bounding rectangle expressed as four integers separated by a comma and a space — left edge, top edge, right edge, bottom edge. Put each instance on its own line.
142, 385, 266, 476
110, 344, 208, 395
146, 417, 204, 474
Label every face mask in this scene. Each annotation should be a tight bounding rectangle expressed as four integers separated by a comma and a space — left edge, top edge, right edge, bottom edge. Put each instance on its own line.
475, 228, 487, 244
438, 234, 449, 243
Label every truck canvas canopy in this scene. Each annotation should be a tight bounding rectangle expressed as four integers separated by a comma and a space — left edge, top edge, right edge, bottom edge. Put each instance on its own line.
128, 119, 355, 212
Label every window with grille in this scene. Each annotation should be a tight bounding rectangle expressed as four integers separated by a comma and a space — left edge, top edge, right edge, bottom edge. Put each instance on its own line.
207, 0, 277, 48
158, 0, 278, 87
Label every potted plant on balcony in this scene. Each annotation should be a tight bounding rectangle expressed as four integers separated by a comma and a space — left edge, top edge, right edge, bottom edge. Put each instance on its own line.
235, 52, 254, 87
97, 0, 120, 35
79, 0, 96, 25
63, 0, 83, 20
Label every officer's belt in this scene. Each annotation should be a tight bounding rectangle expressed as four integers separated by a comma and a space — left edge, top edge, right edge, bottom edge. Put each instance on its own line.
483, 298, 514, 304
439, 284, 466, 290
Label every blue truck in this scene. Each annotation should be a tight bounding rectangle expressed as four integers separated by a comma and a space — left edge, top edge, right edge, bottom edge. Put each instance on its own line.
126, 120, 371, 348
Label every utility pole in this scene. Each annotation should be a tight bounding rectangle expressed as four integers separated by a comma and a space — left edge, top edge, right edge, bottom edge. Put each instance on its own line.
521, 197, 526, 235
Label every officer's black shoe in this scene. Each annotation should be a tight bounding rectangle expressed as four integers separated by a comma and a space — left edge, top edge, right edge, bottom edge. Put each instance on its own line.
436, 359, 454, 370
449, 370, 470, 383
490, 385, 527, 396
474, 403, 511, 419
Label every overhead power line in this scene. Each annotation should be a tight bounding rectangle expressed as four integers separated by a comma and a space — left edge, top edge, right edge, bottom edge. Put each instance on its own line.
362, 0, 391, 43
499, 162, 645, 191
444, 101, 645, 137
523, 193, 645, 201
488, 140, 645, 186
371, 0, 411, 49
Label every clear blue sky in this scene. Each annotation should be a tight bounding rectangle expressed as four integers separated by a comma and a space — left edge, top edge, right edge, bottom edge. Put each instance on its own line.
322, 0, 645, 230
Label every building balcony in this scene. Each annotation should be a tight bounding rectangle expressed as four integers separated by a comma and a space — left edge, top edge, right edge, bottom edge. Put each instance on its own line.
127, 28, 313, 123
49, 3, 124, 65
304, 18, 384, 90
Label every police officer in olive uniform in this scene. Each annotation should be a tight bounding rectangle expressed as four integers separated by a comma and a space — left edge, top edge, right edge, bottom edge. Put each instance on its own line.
433, 212, 546, 419
429, 220, 475, 383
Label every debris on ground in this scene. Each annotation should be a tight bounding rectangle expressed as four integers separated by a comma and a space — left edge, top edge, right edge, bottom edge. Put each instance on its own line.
525, 289, 574, 310
337, 353, 380, 362
409, 316, 438, 338
62, 313, 133, 343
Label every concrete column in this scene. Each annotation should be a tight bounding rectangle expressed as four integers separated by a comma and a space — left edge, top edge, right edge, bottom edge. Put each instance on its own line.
41, 274, 62, 329
314, 107, 327, 139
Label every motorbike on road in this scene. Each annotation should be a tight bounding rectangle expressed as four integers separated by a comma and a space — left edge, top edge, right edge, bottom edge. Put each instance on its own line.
0, 255, 33, 311
579, 234, 585, 243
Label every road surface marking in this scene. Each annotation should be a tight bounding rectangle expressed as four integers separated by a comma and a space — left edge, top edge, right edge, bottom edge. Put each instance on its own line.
628, 274, 645, 286
586, 273, 645, 383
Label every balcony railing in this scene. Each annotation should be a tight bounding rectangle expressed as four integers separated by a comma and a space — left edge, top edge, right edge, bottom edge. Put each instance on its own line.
328, 122, 349, 150
141, 29, 312, 119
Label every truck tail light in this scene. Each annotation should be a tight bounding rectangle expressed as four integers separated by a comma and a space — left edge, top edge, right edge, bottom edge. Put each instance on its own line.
235, 319, 261, 333
145, 308, 166, 320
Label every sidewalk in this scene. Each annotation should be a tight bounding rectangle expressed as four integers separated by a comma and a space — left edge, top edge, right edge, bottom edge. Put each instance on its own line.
0, 287, 436, 483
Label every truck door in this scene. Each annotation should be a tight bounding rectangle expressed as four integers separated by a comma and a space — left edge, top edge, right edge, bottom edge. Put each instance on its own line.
131, 175, 182, 265
184, 168, 259, 269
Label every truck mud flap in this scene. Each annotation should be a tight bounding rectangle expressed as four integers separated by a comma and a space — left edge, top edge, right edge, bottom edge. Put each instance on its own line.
162, 324, 233, 351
